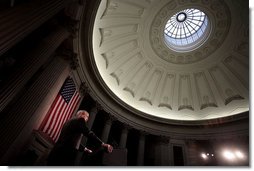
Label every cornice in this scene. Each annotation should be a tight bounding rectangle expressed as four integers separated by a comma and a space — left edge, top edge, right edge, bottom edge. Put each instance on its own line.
149, 0, 231, 64
76, 0, 249, 139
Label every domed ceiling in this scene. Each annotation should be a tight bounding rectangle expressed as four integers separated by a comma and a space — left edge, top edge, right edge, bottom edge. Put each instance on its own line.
92, 0, 249, 121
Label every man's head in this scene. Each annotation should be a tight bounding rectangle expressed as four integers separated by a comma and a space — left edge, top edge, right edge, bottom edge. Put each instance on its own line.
77, 110, 89, 122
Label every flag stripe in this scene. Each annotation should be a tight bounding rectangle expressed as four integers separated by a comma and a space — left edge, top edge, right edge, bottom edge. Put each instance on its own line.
53, 92, 80, 141
53, 93, 80, 141
40, 94, 59, 132
39, 94, 59, 131
43, 94, 62, 133
51, 91, 79, 140
39, 77, 81, 142
47, 99, 66, 135
49, 101, 67, 137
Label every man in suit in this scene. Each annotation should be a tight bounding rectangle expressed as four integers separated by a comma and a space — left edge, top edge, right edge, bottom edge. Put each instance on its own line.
47, 110, 113, 166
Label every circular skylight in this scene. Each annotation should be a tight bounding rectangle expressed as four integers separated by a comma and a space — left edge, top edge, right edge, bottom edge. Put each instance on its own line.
164, 8, 209, 52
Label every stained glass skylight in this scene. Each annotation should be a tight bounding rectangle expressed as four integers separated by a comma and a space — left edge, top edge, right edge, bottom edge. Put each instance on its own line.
164, 8, 208, 48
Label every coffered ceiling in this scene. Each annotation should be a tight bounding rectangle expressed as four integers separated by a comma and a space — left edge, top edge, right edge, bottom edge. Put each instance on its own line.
91, 0, 249, 121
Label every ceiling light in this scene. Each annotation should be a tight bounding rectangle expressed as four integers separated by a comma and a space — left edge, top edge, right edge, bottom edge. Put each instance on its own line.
201, 153, 208, 159
223, 150, 236, 161
235, 151, 244, 159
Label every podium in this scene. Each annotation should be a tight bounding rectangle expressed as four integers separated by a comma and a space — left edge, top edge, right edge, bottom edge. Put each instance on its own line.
102, 148, 128, 166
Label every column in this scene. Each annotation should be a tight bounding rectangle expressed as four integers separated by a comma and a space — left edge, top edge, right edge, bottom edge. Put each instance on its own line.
0, 56, 70, 163
87, 103, 102, 129
119, 125, 130, 149
0, 27, 70, 112
159, 136, 170, 166
185, 139, 199, 166
0, 0, 72, 56
137, 132, 146, 166
101, 115, 115, 143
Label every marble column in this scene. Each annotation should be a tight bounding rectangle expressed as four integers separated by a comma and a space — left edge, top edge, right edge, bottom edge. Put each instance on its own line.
119, 125, 130, 149
101, 115, 115, 143
0, 0, 73, 56
0, 27, 70, 112
0, 56, 69, 164
137, 132, 146, 166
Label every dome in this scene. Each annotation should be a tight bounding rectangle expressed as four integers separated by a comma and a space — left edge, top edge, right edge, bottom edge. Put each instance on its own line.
91, 0, 249, 122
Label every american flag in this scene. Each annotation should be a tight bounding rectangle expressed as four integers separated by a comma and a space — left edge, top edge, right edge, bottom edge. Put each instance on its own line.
39, 77, 81, 142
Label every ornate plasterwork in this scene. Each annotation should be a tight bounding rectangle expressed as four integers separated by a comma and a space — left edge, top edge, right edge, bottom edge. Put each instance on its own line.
90, 0, 248, 121
150, 0, 231, 64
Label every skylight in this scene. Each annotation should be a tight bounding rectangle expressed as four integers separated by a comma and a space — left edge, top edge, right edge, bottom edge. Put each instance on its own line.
164, 8, 209, 50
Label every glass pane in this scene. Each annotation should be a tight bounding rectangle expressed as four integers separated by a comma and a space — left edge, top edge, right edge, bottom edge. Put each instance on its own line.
164, 8, 208, 46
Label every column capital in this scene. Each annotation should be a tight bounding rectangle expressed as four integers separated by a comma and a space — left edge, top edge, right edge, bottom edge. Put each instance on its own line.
61, 15, 79, 38
140, 130, 149, 136
121, 123, 132, 131
94, 102, 103, 111
185, 139, 197, 145
158, 136, 170, 144
104, 113, 117, 124
56, 47, 79, 69
139, 131, 148, 139
79, 82, 91, 96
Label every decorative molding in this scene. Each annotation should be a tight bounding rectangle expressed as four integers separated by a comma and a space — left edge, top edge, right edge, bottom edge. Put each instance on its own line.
149, 0, 231, 64
223, 55, 249, 89
110, 52, 143, 85
104, 112, 117, 123
64, 2, 84, 21
158, 136, 170, 144
208, 66, 245, 105
139, 69, 163, 106
102, 0, 145, 19
139, 96, 152, 105
101, 40, 138, 68
235, 41, 248, 57
79, 81, 91, 96
121, 123, 132, 131
99, 24, 139, 46
178, 105, 194, 111
95, 101, 103, 111
57, 47, 79, 69
178, 75, 194, 111
62, 16, 80, 38
139, 130, 149, 137
194, 72, 217, 110
158, 73, 175, 110
225, 95, 244, 105
79, 0, 249, 125
200, 102, 217, 110
158, 103, 172, 110
123, 61, 153, 97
